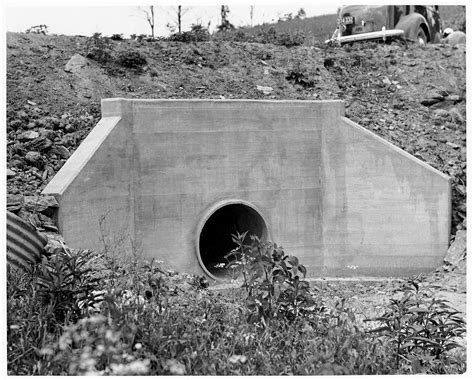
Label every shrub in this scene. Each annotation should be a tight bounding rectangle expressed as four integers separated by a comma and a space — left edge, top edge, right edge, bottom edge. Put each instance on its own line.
26, 24, 48, 34
168, 24, 210, 43
225, 232, 314, 323
110, 33, 124, 41
115, 50, 147, 69
35, 247, 104, 324
368, 278, 466, 374
285, 50, 321, 88
85, 32, 112, 64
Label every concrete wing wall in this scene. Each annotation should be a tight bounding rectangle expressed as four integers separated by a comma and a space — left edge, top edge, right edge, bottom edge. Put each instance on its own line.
321, 117, 451, 277
42, 109, 135, 252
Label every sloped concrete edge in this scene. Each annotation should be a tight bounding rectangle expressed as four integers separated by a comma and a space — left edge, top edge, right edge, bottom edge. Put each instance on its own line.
42, 116, 122, 197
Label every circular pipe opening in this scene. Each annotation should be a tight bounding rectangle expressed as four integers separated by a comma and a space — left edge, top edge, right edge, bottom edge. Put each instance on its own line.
197, 201, 269, 279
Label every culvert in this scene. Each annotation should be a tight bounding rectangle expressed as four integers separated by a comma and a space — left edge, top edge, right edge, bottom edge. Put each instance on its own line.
42, 99, 451, 278
196, 200, 269, 279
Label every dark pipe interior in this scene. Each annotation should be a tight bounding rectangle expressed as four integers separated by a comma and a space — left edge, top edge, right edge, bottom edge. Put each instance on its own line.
199, 203, 268, 278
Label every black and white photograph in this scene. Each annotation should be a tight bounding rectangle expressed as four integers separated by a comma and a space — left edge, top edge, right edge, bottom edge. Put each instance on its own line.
3, 0, 470, 376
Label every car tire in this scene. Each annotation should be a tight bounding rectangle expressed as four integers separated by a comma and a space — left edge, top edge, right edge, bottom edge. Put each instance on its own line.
417, 27, 428, 44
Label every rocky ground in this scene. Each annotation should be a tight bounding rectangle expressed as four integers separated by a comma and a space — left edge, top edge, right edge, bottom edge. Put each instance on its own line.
6, 32, 466, 320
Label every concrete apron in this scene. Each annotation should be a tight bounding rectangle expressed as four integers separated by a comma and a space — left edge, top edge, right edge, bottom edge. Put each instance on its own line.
42, 99, 451, 281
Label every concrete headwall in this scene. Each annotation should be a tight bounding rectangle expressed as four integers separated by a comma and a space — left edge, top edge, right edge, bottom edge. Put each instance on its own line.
42, 99, 451, 278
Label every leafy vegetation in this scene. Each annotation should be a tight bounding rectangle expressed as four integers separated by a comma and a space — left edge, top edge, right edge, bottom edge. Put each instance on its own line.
115, 49, 147, 70
7, 234, 465, 375
85, 32, 113, 64
168, 24, 211, 43
367, 279, 466, 373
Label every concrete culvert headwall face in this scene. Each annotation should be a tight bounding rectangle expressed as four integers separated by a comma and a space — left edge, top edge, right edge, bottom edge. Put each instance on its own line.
197, 201, 269, 279
42, 99, 451, 279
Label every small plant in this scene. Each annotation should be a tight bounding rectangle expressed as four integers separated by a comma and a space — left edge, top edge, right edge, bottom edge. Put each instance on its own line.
225, 232, 313, 323
35, 246, 104, 324
285, 50, 320, 88
368, 278, 466, 373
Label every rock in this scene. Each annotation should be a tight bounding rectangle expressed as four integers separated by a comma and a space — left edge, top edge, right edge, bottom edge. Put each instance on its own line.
382, 76, 391, 86
53, 145, 70, 159
26, 122, 36, 129
24, 136, 53, 152
64, 53, 89, 73
446, 142, 460, 149
9, 119, 23, 130
257, 85, 273, 95
444, 230, 466, 271
37, 116, 60, 129
27, 100, 37, 106
448, 107, 464, 124
443, 31, 466, 45
16, 110, 28, 120
428, 91, 446, 100
24, 151, 44, 169
44, 238, 64, 256
7, 194, 24, 212
446, 94, 461, 103
18, 130, 40, 141
433, 109, 449, 118
420, 98, 442, 107
10, 158, 26, 169
7, 168, 17, 178
24, 195, 59, 216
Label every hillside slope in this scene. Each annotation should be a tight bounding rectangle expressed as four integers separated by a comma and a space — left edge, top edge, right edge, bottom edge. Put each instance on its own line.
6, 32, 466, 235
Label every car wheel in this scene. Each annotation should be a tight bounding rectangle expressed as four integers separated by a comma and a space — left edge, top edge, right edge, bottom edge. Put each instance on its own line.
417, 27, 427, 44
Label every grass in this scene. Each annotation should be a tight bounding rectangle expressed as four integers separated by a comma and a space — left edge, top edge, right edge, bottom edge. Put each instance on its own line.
6, 237, 466, 375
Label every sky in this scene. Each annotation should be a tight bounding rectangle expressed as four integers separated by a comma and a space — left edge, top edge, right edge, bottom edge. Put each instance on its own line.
4, 0, 339, 37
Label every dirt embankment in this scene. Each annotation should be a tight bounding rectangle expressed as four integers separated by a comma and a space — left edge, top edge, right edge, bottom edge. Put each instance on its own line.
7, 32, 466, 233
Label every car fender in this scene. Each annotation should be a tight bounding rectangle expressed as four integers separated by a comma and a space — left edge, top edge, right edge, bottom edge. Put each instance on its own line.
396, 13, 430, 41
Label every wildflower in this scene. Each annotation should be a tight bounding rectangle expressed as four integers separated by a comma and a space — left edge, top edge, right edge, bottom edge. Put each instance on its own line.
165, 359, 186, 375
229, 354, 247, 364
110, 359, 150, 375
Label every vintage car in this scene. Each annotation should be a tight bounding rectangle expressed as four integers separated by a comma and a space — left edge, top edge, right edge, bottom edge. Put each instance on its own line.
326, 5, 442, 45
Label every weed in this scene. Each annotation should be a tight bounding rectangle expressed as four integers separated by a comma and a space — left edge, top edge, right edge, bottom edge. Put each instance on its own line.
35, 245, 104, 324
367, 278, 466, 374
225, 232, 313, 323
285, 50, 320, 88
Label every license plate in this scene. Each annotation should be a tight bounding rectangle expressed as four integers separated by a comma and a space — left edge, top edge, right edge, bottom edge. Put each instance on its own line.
337, 16, 355, 25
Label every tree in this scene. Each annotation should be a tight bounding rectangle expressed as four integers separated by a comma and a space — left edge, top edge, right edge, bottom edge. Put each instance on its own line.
139, 6, 155, 38
217, 5, 234, 32
166, 5, 190, 34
